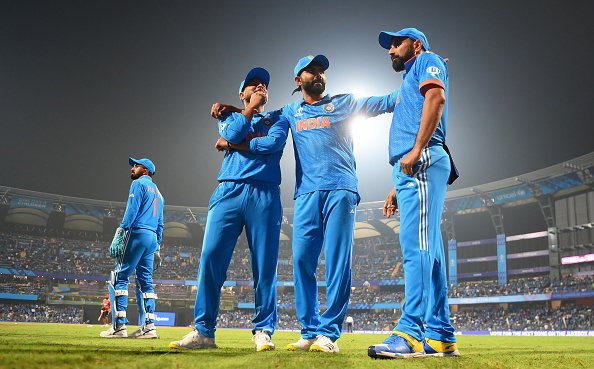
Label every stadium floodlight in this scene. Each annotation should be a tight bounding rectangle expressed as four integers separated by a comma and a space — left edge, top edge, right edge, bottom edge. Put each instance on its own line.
471, 187, 495, 207
515, 176, 544, 197
563, 162, 594, 184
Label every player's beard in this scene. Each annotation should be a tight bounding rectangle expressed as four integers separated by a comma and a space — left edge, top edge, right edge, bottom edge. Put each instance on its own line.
131, 171, 142, 180
302, 78, 325, 95
391, 44, 415, 72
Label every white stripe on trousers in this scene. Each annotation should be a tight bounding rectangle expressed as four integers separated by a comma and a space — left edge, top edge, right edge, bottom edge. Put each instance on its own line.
414, 148, 431, 251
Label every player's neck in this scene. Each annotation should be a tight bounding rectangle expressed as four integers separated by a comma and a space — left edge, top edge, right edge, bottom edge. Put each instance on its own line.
302, 91, 324, 105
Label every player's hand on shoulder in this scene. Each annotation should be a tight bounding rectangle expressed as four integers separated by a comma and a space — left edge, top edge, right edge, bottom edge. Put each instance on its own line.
211, 103, 242, 119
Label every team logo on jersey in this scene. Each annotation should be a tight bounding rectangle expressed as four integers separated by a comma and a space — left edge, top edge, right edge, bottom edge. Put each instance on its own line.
294, 107, 304, 117
261, 117, 273, 127
426, 66, 441, 77
323, 103, 335, 113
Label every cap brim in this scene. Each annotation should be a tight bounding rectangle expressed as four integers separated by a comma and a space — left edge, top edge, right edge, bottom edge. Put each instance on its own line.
311, 55, 329, 70
379, 31, 404, 49
129, 157, 138, 167
244, 67, 270, 89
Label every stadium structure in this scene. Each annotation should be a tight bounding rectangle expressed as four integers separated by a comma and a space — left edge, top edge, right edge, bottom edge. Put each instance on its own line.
1, 152, 593, 333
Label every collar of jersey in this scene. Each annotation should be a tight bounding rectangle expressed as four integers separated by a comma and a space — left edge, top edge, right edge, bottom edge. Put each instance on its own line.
300, 94, 331, 106
404, 54, 419, 74
135, 175, 153, 182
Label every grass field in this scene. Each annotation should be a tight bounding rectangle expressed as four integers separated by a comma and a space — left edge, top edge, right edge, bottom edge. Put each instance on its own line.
1, 323, 593, 369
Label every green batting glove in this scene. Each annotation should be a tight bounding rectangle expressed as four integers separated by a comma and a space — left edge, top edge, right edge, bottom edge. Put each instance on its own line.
110, 227, 126, 258
154, 244, 162, 271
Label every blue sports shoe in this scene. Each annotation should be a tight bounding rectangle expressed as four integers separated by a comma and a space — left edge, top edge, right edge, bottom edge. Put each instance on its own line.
423, 338, 460, 357
367, 332, 426, 359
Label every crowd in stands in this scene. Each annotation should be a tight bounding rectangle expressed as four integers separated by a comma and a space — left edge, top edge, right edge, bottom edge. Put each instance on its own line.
2, 230, 594, 332
452, 303, 593, 331
0, 275, 46, 297
449, 275, 594, 298
0, 231, 402, 282
0, 303, 81, 323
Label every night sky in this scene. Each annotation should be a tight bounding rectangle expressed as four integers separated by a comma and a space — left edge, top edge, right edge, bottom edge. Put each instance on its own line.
2, 1, 593, 207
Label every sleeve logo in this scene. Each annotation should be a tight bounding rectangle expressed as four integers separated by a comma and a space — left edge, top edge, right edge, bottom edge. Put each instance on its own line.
426, 66, 441, 76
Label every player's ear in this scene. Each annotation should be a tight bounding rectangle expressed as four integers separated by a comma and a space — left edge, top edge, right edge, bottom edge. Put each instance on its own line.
414, 39, 424, 53
294, 76, 302, 86
239, 91, 245, 101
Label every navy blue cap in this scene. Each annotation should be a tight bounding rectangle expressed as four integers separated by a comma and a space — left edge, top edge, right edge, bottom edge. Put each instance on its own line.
238, 67, 270, 96
379, 28, 430, 51
129, 157, 155, 175
294, 55, 329, 77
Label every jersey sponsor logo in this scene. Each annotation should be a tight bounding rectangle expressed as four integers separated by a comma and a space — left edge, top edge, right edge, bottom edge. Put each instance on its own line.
323, 103, 335, 113
426, 66, 441, 76
406, 182, 414, 187
129, 194, 134, 197
261, 117, 273, 127
245, 132, 268, 140
295, 116, 331, 132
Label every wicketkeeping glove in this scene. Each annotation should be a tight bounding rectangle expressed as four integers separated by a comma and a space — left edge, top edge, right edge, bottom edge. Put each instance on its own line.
110, 227, 126, 258
154, 244, 162, 271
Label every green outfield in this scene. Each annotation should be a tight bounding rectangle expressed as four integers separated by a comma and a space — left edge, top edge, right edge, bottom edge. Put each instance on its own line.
1, 323, 593, 369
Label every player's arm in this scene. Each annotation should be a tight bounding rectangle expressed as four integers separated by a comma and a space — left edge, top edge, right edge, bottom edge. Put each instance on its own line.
352, 89, 400, 118
219, 113, 252, 144
248, 114, 289, 154
399, 86, 445, 176
211, 103, 242, 119
215, 137, 249, 152
156, 196, 164, 245
120, 181, 143, 230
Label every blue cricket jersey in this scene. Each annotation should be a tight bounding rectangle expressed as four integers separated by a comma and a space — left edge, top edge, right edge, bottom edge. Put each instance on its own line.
389, 52, 448, 165
281, 92, 398, 199
120, 175, 165, 244
217, 110, 288, 184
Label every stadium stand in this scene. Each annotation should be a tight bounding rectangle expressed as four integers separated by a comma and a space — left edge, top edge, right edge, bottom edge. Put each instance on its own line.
1, 152, 593, 331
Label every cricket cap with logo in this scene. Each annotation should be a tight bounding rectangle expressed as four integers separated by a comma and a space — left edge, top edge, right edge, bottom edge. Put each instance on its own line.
238, 67, 270, 96
129, 157, 155, 175
294, 54, 329, 77
378, 28, 430, 51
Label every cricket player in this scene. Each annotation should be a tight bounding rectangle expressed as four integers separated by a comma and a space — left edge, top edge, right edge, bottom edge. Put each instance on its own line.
210, 56, 398, 353
368, 28, 460, 358
169, 67, 288, 351
101, 157, 164, 339
283, 55, 398, 353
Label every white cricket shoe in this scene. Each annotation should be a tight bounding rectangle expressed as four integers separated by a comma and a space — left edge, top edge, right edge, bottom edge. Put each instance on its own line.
128, 323, 158, 339
100, 324, 127, 338
253, 330, 275, 351
286, 337, 316, 351
169, 329, 217, 350
309, 334, 339, 353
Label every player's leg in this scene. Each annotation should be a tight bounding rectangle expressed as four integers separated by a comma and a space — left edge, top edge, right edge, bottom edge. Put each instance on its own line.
244, 181, 281, 350
422, 147, 459, 356
312, 189, 357, 352
102, 231, 143, 337
288, 191, 324, 349
368, 155, 431, 358
194, 182, 245, 339
129, 230, 159, 338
